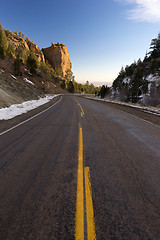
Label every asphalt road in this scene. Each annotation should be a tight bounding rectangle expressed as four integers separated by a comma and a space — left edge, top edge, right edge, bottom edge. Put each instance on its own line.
0, 95, 160, 240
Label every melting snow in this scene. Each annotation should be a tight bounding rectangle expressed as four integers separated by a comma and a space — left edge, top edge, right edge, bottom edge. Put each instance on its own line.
11, 75, 17, 80
24, 78, 35, 85
0, 95, 59, 120
146, 74, 160, 82
122, 77, 130, 84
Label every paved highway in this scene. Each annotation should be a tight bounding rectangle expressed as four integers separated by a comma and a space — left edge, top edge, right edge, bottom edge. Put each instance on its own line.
0, 95, 160, 240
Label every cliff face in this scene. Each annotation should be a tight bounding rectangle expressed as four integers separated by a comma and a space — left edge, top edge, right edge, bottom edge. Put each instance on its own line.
6, 31, 45, 62
42, 43, 72, 77
4, 30, 72, 77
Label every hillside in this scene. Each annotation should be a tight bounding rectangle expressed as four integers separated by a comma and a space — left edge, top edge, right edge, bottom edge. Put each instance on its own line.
0, 24, 70, 108
0, 57, 66, 108
109, 33, 160, 106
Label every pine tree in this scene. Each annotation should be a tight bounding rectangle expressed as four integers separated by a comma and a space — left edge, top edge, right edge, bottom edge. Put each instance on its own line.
149, 33, 160, 59
7, 43, 15, 58
0, 23, 8, 58
14, 54, 22, 76
68, 81, 74, 93
27, 52, 38, 76
98, 85, 109, 98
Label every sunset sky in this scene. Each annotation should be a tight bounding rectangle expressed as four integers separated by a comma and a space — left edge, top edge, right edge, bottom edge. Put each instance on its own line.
1, 0, 160, 86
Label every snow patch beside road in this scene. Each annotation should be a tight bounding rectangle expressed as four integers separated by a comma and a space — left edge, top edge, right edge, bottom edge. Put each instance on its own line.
0, 95, 59, 120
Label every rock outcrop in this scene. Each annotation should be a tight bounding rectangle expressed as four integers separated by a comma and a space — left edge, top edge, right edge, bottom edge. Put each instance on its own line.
4, 29, 72, 77
6, 31, 45, 62
42, 43, 72, 77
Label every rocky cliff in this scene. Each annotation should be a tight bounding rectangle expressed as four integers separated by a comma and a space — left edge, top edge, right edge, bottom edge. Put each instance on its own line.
42, 43, 72, 77
4, 30, 72, 77
6, 31, 45, 62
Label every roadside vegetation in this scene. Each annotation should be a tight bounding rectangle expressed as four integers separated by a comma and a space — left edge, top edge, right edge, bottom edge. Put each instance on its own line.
111, 33, 160, 106
3, 22, 159, 105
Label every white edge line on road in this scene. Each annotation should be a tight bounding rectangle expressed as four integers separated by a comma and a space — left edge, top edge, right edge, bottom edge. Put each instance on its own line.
117, 108, 160, 129
0, 95, 62, 136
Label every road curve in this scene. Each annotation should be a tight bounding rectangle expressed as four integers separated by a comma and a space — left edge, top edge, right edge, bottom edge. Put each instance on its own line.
0, 95, 160, 240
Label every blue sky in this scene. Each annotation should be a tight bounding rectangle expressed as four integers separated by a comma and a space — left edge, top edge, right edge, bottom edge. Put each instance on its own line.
0, 0, 160, 86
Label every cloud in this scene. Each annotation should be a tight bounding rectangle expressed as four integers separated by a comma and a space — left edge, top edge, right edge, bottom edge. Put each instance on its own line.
117, 0, 160, 22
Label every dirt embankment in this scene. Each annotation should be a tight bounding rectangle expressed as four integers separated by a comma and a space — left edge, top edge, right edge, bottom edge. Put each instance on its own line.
0, 57, 66, 108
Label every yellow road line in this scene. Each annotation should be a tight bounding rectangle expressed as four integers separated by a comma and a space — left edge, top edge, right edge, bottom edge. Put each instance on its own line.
75, 124, 84, 240
73, 98, 85, 117
85, 167, 96, 240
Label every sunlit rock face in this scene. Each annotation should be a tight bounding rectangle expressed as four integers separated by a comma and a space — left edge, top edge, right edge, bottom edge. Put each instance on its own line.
6, 31, 45, 62
42, 43, 72, 76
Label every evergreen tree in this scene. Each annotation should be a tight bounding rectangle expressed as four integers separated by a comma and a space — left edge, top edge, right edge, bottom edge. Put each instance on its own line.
149, 33, 160, 59
0, 23, 7, 58
14, 54, 22, 76
27, 52, 38, 76
60, 80, 66, 89
65, 69, 73, 81
68, 81, 74, 93
55, 67, 62, 77
20, 48, 28, 63
98, 85, 109, 98
5, 30, 10, 37
7, 43, 15, 58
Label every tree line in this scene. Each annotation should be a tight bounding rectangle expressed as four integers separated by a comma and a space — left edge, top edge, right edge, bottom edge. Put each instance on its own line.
111, 33, 160, 105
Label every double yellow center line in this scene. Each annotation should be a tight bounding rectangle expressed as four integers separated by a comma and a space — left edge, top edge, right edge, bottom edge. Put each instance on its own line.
75, 124, 96, 240
73, 98, 85, 117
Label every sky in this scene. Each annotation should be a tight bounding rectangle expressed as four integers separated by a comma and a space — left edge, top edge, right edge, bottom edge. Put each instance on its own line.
0, 0, 160, 86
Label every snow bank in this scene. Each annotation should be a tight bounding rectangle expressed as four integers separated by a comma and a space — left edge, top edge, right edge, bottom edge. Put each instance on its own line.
0, 95, 59, 120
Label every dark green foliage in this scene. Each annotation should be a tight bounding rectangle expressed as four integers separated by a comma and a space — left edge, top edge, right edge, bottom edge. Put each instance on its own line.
5, 30, 10, 37
14, 54, 22, 76
112, 32, 160, 104
60, 80, 66, 89
27, 52, 38, 76
7, 43, 15, 57
19, 48, 28, 63
0, 23, 7, 59
68, 81, 74, 93
149, 34, 160, 59
55, 67, 63, 77
98, 85, 110, 98
39, 61, 54, 76
150, 59, 160, 73
65, 69, 73, 81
